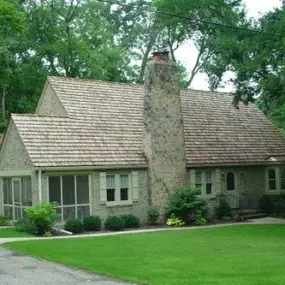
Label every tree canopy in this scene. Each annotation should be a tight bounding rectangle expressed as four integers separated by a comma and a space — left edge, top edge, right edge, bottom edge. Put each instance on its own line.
1, 0, 285, 133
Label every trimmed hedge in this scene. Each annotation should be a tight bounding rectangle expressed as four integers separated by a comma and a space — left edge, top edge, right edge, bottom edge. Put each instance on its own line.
120, 214, 140, 228
83, 216, 102, 231
259, 195, 285, 216
105, 216, 125, 231
64, 219, 84, 233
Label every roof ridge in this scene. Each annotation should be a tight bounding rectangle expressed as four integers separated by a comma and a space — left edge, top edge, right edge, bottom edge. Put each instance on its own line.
47, 76, 234, 95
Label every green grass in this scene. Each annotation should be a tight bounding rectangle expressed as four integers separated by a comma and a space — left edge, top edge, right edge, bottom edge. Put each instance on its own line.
0, 227, 33, 237
4, 225, 285, 285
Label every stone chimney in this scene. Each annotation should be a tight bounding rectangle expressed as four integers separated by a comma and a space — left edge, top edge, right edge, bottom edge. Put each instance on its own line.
143, 51, 186, 214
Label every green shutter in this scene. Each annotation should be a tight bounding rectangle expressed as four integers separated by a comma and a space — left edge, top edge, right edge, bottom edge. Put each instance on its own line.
99, 172, 107, 204
190, 169, 195, 188
215, 168, 221, 194
132, 171, 139, 201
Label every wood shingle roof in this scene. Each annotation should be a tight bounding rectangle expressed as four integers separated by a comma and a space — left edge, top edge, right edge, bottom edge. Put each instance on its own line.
12, 76, 285, 167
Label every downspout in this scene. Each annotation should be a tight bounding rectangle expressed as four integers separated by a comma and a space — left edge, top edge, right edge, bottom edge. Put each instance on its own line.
38, 170, 42, 202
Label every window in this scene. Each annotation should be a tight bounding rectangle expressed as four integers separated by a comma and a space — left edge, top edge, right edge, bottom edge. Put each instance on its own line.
107, 175, 115, 202
105, 174, 130, 204
192, 170, 215, 196
48, 175, 90, 222
195, 171, 202, 194
3, 177, 32, 220
205, 172, 212, 195
120, 175, 129, 201
268, 168, 276, 191
226, 172, 235, 191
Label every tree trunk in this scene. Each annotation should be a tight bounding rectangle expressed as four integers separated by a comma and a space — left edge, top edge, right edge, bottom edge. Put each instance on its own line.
2, 87, 6, 122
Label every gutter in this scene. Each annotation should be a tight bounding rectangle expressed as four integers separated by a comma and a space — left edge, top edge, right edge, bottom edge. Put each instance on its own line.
34, 164, 148, 172
186, 161, 285, 168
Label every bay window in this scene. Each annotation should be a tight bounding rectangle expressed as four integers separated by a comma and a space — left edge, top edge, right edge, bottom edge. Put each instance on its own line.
267, 167, 285, 192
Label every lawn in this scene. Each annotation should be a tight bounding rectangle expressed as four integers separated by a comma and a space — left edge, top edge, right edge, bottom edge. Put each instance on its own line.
0, 227, 33, 238
4, 225, 285, 285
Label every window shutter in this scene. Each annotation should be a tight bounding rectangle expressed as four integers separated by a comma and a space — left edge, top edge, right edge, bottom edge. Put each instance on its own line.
99, 172, 107, 204
190, 169, 195, 188
215, 169, 221, 194
132, 171, 139, 201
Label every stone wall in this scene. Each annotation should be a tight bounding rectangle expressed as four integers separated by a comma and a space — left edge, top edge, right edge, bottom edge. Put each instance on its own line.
143, 55, 186, 212
0, 121, 32, 172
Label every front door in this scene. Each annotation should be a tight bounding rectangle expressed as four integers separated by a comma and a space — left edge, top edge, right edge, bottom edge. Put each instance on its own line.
12, 178, 22, 220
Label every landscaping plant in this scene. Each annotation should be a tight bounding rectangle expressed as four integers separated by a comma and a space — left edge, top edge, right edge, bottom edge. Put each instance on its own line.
165, 186, 207, 224
15, 219, 33, 233
83, 216, 102, 231
25, 202, 56, 235
0, 215, 8, 226
215, 197, 232, 220
166, 214, 185, 227
65, 219, 84, 234
194, 215, 208, 225
147, 207, 160, 225
105, 216, 125, 231
120, 214, 140, 228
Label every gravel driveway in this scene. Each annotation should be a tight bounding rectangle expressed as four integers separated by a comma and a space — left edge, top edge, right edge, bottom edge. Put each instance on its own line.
0, 248, 133, 285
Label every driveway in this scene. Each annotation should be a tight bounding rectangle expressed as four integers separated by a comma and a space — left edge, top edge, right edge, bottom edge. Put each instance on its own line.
0, 248, 133, 285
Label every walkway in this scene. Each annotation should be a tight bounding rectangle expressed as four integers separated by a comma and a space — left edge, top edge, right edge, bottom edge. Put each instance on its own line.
0, 248, 132, 285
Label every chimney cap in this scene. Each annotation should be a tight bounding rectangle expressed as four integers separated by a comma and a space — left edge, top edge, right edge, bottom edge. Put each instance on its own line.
151, 51, 169, 62
152, 51, 169, 56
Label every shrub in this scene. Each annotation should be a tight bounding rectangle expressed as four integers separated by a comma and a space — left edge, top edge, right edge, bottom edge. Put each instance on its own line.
259, 195, 285, 216
147, 207, 160, 225
165, 186, 208, 224
274, 197, 285, 216
105, 216, 125, 231
64, 219, 84, 233
166, 214, 185, 227
15, 219, 33, 233
83, 216, 101, 231
194, 216, 208, 225
215, 198, 232, 220
0, 216, 8, 226
25, 202, 56, 235
121, 214, 140, 228
259, 195, 274, 215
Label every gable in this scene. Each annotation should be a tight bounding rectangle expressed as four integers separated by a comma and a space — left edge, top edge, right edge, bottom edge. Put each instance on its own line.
35, 80, 68, 117
0, 119, 32, 171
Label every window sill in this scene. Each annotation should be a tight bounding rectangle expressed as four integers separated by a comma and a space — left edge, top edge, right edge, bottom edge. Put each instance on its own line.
106, 201, 133, 208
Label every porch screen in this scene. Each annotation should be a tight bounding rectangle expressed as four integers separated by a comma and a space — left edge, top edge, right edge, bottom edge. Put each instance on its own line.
48, 175, 90, 222
3, 177, 32, 220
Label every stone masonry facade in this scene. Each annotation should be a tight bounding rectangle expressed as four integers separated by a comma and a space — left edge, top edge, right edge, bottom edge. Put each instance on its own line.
143, 54, 186, 212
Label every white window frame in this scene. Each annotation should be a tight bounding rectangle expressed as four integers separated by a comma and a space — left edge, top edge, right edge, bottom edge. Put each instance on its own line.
266, 166, 285, 194
47, 174, 91, 222
106, 173, 132, 206
191, 170, 215, 198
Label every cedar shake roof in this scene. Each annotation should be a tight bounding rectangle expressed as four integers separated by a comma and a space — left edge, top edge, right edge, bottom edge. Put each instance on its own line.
12, 76, 285, 167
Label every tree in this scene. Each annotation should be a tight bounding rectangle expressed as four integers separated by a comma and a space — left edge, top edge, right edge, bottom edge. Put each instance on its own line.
153, 0, 246, 88
0, 0, 25, 125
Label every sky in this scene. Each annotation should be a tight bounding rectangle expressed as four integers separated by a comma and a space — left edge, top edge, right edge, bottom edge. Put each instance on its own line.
176, 0, 282, 91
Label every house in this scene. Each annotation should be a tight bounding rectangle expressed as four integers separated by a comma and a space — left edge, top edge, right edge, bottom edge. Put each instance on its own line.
1, 51, 285, 222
